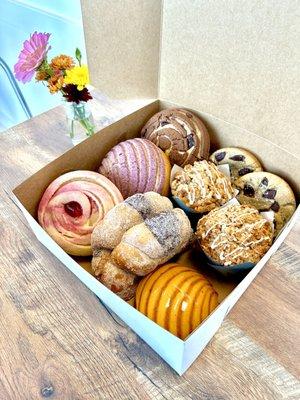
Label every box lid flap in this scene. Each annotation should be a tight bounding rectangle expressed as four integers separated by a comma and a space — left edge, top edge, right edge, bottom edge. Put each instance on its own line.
81, 0, 161, 99
159, 0, 300, 157
82, 1, 299, 156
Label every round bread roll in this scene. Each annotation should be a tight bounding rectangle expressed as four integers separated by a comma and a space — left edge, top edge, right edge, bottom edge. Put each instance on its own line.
141, 108, 210, 166
98, 138, 171, 199
136, 263, 218, 339
210, 147, 263, 180
38, 171, 123, 256
196, 204, 274, 266
235, 171, 296, 236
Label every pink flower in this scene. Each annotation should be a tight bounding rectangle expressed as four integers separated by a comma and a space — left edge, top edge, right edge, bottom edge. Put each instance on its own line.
14, 32, 51, 83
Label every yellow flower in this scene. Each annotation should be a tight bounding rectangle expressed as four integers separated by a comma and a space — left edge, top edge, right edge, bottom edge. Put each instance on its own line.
64, 65, 89, 90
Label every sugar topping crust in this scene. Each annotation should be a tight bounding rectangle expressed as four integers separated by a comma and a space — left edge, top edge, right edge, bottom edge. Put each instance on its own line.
91, 192, 192, 299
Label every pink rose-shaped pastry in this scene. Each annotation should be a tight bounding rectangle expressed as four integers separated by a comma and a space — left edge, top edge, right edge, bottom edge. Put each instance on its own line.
38, 171, 123, 256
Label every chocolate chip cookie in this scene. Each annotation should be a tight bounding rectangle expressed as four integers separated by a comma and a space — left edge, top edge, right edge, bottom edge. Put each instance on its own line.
210, 147, 262, 180
141, 108, 210, 166
235, 172, 296, 236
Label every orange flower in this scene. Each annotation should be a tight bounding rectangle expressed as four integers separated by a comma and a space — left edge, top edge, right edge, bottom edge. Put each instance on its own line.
50, 55, 74, 70
35, 69, 48, 81
47, 72, 64, 93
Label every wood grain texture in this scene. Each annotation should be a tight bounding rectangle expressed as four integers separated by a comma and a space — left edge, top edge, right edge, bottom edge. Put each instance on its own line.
0, 91, 299, 400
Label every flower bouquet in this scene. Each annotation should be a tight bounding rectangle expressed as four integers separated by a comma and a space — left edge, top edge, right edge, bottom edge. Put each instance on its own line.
14, 32, 95, 144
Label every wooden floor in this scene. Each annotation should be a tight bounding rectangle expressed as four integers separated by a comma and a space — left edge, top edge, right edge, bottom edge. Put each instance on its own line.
0, 92, 299, 399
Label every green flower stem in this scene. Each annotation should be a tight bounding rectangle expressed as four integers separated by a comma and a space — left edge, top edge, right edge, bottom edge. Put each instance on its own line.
38, 59, 53, 77
79, 118, 95, 136
69, 119, 75, 138
71, 102, 95, 138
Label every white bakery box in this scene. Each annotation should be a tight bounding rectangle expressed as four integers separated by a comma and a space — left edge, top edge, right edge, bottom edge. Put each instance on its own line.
12, 1, 300, 375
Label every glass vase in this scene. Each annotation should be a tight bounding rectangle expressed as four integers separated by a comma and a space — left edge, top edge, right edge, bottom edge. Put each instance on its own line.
65, 101, 95, 145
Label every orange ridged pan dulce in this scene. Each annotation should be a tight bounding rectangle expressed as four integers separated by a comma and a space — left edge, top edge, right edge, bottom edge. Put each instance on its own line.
135, 263, 218, 340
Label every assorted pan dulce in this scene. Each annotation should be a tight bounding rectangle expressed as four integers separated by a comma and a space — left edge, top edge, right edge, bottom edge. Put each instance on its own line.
136, 263, 218, 339
99, 138, 171, 198
91, 192, 192, 300
37, 108, 297, 339
210, 147, 263, 180
196, 204, 274, 266
38, 170, 123, 256
141, 108, 210, 166
171, 160, 234, 213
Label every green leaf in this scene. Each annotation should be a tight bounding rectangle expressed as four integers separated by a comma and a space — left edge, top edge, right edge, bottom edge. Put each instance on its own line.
75, 48, 82, 66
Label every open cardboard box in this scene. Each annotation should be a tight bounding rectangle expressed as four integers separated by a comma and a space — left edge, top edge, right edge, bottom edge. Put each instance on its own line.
11, 1, 300, 375
12, 99, 300, 374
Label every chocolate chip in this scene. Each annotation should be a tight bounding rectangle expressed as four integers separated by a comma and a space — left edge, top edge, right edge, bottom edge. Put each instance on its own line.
229, 154, 245, 161
260, 177, 268, 187
187, 134, 195, 148
263, 189, 277, 199
243, 184, 255, 197
160, 121, 169, 127
215, 151, 226, 162
238, 167, 253, 176
270, 201, 280, 212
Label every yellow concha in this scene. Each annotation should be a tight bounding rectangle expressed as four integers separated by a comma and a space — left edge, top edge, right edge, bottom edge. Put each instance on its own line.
135, 263, 218, 339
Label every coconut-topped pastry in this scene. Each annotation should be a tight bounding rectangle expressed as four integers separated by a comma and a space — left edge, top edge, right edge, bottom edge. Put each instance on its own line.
196, 204, 274, 266
141, 108, 210, 166
171, 160, 235, 213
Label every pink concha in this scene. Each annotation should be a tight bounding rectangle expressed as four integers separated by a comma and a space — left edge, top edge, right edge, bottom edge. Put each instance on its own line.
99, 138, 171, 199
38, 170, 123, 256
